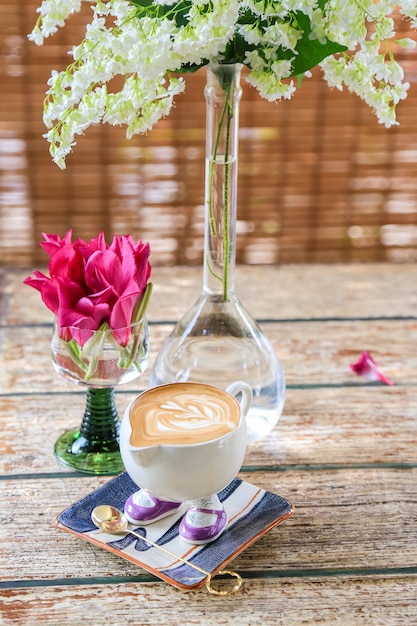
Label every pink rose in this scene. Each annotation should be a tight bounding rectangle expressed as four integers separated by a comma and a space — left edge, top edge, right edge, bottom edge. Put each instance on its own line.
24, 231, 151, 347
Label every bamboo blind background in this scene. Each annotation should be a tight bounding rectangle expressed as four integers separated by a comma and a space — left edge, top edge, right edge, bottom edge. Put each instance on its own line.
1, 2, 417, 268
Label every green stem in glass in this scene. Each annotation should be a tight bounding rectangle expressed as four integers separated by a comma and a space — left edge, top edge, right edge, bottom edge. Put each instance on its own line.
208, 80, 231, 236
222, 92, 232, 301
207, 76, 233, 299
204, 64, 241, 302
54, 387, 124, 475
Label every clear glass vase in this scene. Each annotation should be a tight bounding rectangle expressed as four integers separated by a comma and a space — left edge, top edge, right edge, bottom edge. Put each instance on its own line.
52, 317, 149, 474
150, 64, 285, 443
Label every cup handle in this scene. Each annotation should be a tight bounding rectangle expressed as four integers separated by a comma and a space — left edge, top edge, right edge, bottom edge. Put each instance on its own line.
225, 381, 252, 417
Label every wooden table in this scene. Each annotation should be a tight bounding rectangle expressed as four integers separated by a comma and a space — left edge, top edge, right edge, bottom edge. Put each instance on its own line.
1, 264, 417, 625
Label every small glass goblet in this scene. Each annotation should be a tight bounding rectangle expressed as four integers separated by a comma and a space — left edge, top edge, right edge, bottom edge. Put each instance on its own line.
51, 317, 149, 475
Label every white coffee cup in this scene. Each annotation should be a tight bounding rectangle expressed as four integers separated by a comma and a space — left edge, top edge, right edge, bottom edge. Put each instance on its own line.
119, 381, 252, 502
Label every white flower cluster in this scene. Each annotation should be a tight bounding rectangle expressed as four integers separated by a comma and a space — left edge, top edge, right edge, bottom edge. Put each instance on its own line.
320, 0, 416, 127
30, 0, 417, 168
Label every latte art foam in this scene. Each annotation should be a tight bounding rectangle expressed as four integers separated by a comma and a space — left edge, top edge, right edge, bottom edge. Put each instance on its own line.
129, 383, 241, 446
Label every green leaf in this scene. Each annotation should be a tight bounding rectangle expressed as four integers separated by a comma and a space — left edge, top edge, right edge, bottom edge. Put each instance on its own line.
130, 0, 154, 7
288, 11, 346, 77
395, 37, 416, 48
179, 61, 209, 74
132, 282, 153, 324
130, 0, 191, 25
223, 32, 256, 65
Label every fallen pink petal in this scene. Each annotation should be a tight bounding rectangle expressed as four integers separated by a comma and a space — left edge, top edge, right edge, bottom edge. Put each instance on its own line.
350, 351, 394, 386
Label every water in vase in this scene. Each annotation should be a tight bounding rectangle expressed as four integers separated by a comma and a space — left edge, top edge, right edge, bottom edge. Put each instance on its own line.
150, 292, 285, 444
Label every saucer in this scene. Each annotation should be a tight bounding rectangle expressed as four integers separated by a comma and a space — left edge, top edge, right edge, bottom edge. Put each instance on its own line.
56, 472, 294, 591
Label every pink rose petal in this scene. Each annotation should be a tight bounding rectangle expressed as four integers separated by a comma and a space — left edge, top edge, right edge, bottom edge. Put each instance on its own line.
25, 231, 152, 348
350, 351, 394, 386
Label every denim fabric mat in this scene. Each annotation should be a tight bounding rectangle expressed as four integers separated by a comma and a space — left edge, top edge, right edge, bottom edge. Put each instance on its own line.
56, 472, 294, 590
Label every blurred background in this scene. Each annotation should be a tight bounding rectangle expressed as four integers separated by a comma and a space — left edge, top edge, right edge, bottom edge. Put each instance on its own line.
1, 2, 417, 269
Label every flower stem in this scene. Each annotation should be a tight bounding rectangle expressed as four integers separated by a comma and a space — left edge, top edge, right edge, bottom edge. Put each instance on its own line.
223, 94, 232, 301
207, 72, 234, 301
208, 83, 230, 237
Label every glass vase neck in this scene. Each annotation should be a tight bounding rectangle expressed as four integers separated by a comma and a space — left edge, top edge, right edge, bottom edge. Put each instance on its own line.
203, 64, 242, 300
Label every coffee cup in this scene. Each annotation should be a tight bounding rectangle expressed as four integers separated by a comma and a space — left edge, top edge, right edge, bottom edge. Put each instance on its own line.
119, 381, 252, 503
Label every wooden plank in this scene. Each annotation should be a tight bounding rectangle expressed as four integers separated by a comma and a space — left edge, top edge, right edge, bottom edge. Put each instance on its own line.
5, 265, 417, 325
1, 317, 415, 395
254, 385, 417, 466
1, 469, 416, 580
1, 386, 416, 475
1, 576, 417, 626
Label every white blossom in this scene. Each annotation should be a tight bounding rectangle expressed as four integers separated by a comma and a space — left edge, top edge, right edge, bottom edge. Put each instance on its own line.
28, 0, 84, 44
28, 0, 417, 167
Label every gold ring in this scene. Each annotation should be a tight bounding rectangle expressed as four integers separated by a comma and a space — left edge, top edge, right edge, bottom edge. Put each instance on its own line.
206, 570, 243, 596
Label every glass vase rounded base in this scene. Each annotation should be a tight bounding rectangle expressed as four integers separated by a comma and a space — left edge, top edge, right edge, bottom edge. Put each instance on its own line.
54, 387, 124, 475
150, 293, 285, 444
54, 427, 124, 475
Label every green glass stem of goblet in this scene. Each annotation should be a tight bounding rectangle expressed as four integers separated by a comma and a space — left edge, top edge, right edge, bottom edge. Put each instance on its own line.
54, 387, 124, 475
